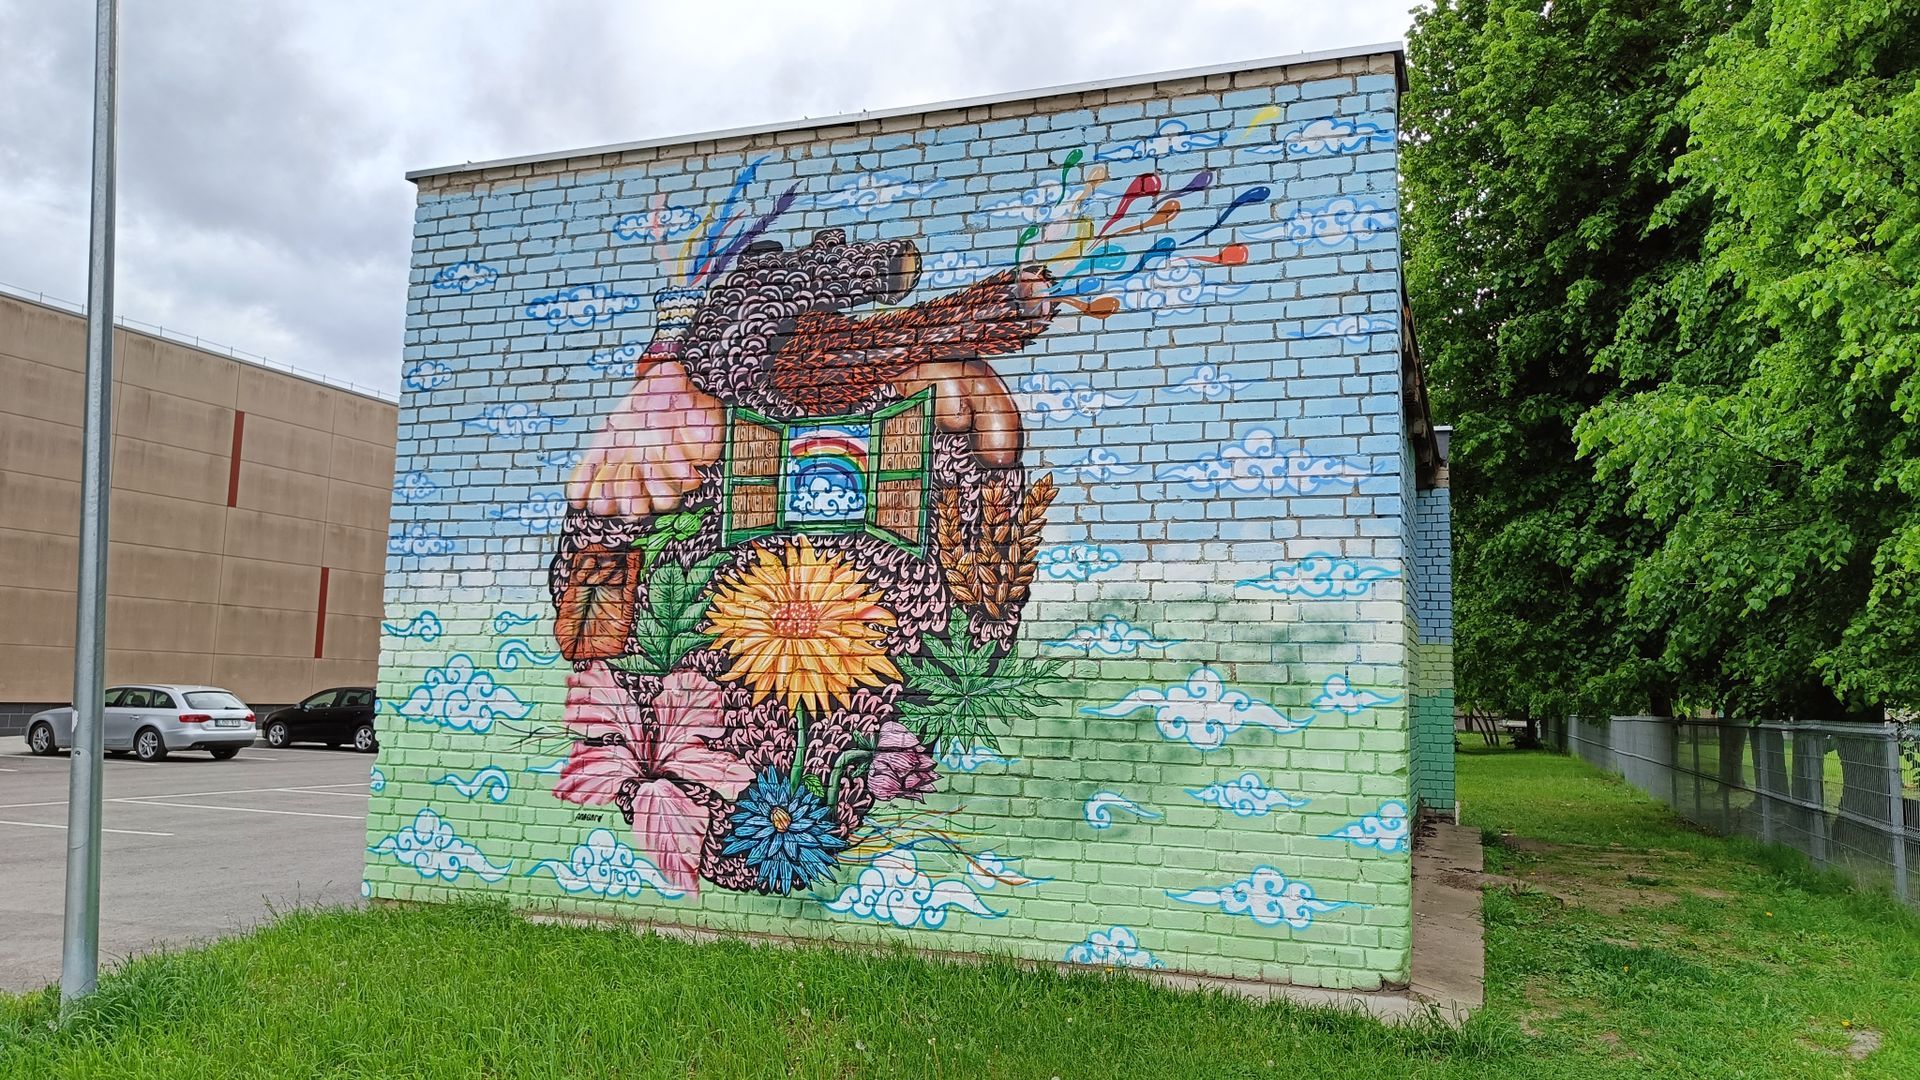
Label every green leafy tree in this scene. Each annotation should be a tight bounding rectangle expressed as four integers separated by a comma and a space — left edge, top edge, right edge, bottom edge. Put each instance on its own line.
1404, 0, 1745, 724
1578, 0, 1920, 716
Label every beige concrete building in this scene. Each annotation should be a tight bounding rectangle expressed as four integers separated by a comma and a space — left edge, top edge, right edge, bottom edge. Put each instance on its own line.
0, 291, 397, 734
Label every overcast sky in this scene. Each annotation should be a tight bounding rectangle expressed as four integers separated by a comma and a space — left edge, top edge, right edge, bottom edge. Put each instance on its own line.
0, 1, 1414, 396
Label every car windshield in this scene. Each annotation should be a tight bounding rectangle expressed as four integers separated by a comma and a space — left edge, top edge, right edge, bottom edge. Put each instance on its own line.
185, 691, 246, 710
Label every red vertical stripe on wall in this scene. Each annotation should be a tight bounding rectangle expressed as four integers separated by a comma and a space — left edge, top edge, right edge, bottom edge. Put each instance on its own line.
314, 566, 330, 659
226, 410, 246, 507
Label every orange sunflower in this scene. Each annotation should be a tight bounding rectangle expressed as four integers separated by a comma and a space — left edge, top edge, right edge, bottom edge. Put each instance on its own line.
706, 537, 901, 717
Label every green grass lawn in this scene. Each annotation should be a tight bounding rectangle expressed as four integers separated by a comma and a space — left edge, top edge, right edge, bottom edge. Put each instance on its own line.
4, 748, 1914, 1079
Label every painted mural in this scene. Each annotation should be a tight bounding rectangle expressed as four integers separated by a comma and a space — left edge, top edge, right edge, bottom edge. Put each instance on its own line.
373, 55, 1438, 992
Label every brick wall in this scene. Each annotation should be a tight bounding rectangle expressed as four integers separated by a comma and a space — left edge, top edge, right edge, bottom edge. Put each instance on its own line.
1410, 483, 1455, 811
367, 48, 1439, 991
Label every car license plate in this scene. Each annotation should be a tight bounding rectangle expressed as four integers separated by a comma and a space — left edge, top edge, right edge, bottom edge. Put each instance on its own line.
214, 718, 243, 728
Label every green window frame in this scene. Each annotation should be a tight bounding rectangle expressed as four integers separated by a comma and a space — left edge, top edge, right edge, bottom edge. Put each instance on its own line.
721, 389, 934, 555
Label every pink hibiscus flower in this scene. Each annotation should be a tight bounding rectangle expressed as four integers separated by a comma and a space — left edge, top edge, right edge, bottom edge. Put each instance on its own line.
554, 665, 752, 894
866, 719, 938, 802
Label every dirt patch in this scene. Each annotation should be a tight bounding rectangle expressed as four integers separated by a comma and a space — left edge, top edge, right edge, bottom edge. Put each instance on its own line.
1846, 1029, 1883, 1060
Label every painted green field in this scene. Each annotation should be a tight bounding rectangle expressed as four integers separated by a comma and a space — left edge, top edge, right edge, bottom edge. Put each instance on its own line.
4, 748, 1913, 1079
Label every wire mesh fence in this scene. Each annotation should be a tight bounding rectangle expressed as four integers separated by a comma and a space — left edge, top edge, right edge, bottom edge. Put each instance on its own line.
1548, 715, 1916, 908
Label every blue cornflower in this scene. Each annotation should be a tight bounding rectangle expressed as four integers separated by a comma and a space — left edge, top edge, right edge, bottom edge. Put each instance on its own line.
722, 771, 848, 894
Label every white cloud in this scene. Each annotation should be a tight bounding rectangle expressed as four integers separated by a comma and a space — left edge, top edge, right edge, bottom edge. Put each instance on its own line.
1236, 555, 1398, 598
1055, 447, 1140, 480
529, 828, 687, 898
1241, 196, 1398, 248
525, 283, 644, 328
612, 205, 700, 242
432, 766, 513, 803
1325, 801, 1411, 852
1166, 364, 1237, 401
397, 654, 532, 733
1083, 668, 1311, 751
1083, 790, 1162, 830
1095, 119, 1224, 162
1036, 543, 1124, 582
1311, 674, 1399, 715
430, 260, 498, 292
1047, 616, 1179, 656
822, 849, 1002, 929
1017, 374, 1135, 425
1187, 772, 1309, 817
818, 174, 944, 211
1160, 429, 1370, 496
368, 809, 511, 882
1168, 866, 1354, 929
1064, 926, 1162, 968
403, 359, 453, 391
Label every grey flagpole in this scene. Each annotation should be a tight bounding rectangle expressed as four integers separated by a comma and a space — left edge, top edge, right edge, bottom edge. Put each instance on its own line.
61, 0, 119, 1009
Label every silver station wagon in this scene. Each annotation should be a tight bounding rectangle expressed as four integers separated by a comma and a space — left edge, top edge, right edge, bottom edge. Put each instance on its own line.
25, 685, 257, 762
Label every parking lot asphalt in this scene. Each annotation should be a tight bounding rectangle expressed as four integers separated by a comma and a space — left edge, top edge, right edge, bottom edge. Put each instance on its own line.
0, 741, 371, 993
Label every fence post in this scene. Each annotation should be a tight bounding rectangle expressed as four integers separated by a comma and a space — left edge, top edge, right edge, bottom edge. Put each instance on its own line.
1754, 727, 1782, 845
1887, 727, 1908, 905
1795, 730, 1829, 867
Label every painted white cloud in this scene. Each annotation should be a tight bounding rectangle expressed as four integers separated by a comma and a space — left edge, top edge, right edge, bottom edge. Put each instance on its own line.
1294, 313, 1397, 343
1160, 429, 1370, 496
1096, 119, 1225, 162
495, 639, 561, 671
977, 180, 1078, 224
403, 359, 453, 392
1237, 555, 1398, 598
612, 205, 700, 242
1188, 772, 1309, 817
919, 249, 993, 289
465, 403, 562, 437
938, 743, 1015, 772
585, 342, 641, 377
1017, 374, 1135, 425
1311, 674, 1400, 715
1056, 446, 1140, 480
1083, 790, 1162, 830
1048, 616, 1179, 656
526, 283, 644, 328
398, 471, 439, 503
1325, 801, 1411, 852
818, 174, 944, 211
1064, 926, 1163, 969
1036, 543, 1124, 582
431, 260, 499, 292
1244, 118, 1391, 157
381, 609, 444, 642
433, 766, 512, 803
1241, 196, 1397, 248
1119, 258, 1246, 313
368, 809, 511, 883
964, 849, 1043, 890
487, 491, 569, 533
529, 828, 686, 898
1084, 668, 1311, 751
388, 523, 457, 557
822, 849, 1002, 929
1168, 866, 1354, 929
1166, 364, 1237, 401
397, 654, 531, 733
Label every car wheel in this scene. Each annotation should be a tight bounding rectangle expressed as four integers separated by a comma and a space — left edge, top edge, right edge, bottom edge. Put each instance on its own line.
264, 720, 290, 748
133, 727, 168, 763
209, 746, 240, 760
27, 722, 57, 756
352, 724, 377, 753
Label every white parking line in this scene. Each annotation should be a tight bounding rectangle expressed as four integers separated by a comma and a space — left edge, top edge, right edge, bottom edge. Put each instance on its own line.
0, 818, 175, 837
0, 784, 370, 812
279, 788, 373, 799
110, 798, 362, 821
